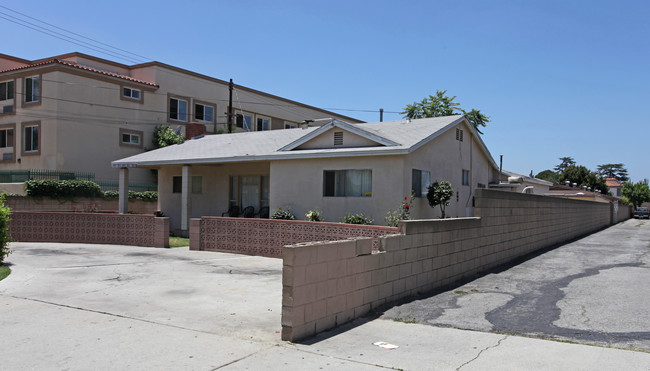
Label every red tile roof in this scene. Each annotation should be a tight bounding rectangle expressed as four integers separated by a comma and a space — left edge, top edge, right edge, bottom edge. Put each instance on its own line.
605, 178, 623, 187
0, 58, 158, 87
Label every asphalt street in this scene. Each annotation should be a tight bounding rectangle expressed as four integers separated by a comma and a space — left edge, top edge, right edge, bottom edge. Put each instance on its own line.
383, 218, 650, 351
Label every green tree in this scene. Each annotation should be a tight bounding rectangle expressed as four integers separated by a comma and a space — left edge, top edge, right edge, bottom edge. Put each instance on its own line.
0, 194, 11, 263
554, 157, 576, 174
559, 165, 608, 194
427, 181, 453, 218
153, 125, 184, 149
596, 163, 629, 182
622, 181, 650, 208
535, 169, 559, 184
401, 90, 490, 134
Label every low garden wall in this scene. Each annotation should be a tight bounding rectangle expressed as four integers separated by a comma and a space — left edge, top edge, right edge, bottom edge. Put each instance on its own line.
5, 196, 158, 214
9, 212, 169, 248
281, 189, 625, 341
189, 217, 398, 257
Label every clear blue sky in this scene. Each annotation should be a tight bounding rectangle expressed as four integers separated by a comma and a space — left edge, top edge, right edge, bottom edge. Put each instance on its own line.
2, 1, 648, 181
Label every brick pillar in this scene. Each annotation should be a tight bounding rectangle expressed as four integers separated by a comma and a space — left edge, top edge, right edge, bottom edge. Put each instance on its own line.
185, 122, 205, 140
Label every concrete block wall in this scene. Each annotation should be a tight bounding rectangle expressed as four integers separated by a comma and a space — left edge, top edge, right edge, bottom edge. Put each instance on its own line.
281, 189, 622, 341
9, 212, 169, 248
190, 217, 398, 257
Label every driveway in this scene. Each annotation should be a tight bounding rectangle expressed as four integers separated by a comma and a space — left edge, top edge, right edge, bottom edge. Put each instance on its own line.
383, 218, 650, 351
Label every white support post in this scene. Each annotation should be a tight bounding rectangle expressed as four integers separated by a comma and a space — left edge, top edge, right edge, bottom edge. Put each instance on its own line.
181, 165, 192, 236
118, 167, 129, 214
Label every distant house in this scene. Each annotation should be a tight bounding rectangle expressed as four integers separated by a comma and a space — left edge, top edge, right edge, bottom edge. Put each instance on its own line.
605, 178, 624, 198
546, 184, 616, 203
0, 52, 360, 185
113, 115, 503, 234
489, 170, 552, 195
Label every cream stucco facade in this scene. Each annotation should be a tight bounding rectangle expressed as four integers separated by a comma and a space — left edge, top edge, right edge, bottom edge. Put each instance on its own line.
0, 52, 360, 185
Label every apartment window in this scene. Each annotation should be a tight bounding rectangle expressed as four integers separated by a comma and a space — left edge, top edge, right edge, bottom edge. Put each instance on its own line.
25, 76, 40, 103
0, 128, 13, 148
122, 87, 141, 100
23, 122, 40, 154
0, 81, 14, 101
229, 175, 269, 210
462, 169, 470, 186
456, 128, 464, 142
119, 128, 143, 148
323, 169, 372, 197
194, 103, 214, 123
412, 169, 431, 197
172, 175, 202, 194
284, 122, 297, 129
257, 116, 270, 131
236, 113, 253, 131
169, 97, 188, 121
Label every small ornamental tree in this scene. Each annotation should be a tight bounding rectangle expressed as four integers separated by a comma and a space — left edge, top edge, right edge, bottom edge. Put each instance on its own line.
153, 125, 184, 148
0, 194, 11, 263
427, 181, 453, 218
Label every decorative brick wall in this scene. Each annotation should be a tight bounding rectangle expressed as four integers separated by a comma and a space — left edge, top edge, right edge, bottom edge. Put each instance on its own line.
9, 212, 169, 248
5, 196, 158, 214
281, 189, 626, 341
189, 217, 398, 258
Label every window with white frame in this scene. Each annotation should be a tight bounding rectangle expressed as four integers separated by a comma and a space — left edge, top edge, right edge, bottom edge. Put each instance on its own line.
169, 97, 188, 121
0, 128, 13, 148
25, 76, 40, 103
122, 133, 140, 145
323, 169, 372, 197
0, 81, 14, 101
284, 121, 297, 129
23, 124, 39, 152
122, 87, 141, 100
412, 169, 431, 197
462, 169, 470, 186
256, 116, 270, 131
194, 103, 214, 123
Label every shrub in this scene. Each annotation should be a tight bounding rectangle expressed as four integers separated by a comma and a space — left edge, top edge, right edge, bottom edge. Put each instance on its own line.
25, 179, 104, 198
305, 209, 323, 222
385, 194, 414, 227
270, 208, 296, 220
0, 194, 11, 263
341, 212, 373, 225
103, 191, 158, 202
153, 125, 184, 148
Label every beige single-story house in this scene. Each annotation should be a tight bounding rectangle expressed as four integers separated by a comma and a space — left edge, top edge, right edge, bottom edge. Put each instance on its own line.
113, 115, 502, 234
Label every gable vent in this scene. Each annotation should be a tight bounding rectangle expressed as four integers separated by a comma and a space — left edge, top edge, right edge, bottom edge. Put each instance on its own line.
334, 131, 343, 146
456, 128, 464, 142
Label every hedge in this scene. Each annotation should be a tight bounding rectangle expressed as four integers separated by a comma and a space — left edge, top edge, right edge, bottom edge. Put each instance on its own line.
25, 180, 157, 201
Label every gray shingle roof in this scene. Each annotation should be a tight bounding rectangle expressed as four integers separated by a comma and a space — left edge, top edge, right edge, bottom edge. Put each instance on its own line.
112, 115, 497, 168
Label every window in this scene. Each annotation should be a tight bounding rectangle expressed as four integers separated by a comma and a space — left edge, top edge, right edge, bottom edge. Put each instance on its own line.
172, 175, 202, 194
334, 131, 343, 146
25, 76, 40, 103
323, 169, 372, 197
236, 113, 253, 130
194, 103, 214, 122
0, 128, 13, 148
257, 116, 270, 131
284, 122, 297, 129
122, 87, 141, 100
119, 128, 143, 148
229, 175, 270, 210
456, 128, 464, 142
412, 169, 431, 197
0, 81, 14, 101
462, 170, 470, 186
23, 124, 39, 153
169, 97, 188, 121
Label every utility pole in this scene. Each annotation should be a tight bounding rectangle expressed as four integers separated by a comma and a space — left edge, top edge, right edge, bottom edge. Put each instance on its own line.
379, 108, 384, 122
227, 79, 234, 133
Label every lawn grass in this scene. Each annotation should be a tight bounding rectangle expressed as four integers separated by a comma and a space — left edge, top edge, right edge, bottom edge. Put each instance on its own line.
0, 265, 10, 281
169, 237, 190, 248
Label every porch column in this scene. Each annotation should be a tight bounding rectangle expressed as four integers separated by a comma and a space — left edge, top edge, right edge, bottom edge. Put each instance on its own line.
181, 165, 192, 236
118, 167, 129, 214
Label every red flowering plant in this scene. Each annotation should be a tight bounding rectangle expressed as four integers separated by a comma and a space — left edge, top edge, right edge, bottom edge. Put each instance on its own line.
385, 193, 414, 227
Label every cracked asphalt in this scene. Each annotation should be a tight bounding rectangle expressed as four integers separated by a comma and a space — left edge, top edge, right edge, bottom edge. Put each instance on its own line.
383, 218, 650, 351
